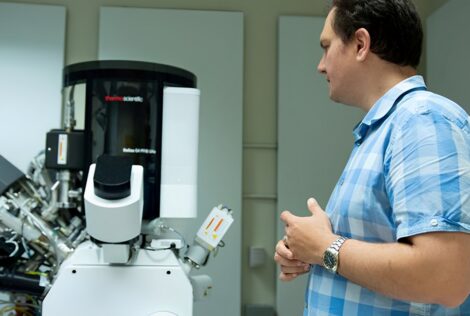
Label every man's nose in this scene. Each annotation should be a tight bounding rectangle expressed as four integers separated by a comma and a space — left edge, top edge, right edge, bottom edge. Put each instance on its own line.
317, 58, 325, 74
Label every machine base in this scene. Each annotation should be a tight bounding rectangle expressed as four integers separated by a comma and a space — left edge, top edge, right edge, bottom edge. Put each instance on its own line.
42, 242, 193, 316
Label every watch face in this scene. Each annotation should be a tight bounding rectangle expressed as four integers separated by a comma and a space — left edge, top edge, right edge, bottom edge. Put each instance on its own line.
324, 251, 337, 269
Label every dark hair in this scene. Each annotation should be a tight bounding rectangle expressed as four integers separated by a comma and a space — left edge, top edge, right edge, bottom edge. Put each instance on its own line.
331, 0, 423, 68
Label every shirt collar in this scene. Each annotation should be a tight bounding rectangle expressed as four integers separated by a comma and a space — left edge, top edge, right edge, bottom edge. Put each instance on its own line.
353, 75, 427, 144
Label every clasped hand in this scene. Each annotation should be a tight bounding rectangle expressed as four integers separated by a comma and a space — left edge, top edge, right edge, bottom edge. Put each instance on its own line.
274, 198, 337, 281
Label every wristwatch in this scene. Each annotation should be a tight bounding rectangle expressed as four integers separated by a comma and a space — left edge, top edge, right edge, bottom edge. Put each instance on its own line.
322, 236, 348, 273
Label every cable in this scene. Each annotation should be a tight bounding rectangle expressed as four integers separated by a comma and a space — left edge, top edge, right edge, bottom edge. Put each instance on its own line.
0, 299, 40, 314
157, 224, 187, 249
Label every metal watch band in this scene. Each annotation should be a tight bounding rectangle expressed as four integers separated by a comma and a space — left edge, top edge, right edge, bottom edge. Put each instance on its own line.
330, 236, 347, 252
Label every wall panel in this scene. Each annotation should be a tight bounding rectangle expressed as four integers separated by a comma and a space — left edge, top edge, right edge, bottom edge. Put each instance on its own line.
0, 3, 65, 172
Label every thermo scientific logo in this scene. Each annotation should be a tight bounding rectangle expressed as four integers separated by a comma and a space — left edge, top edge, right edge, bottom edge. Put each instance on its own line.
104, 96, 144, 103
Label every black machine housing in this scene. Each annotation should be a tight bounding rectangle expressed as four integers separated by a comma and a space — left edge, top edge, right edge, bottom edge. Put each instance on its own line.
59, 60, 197, 219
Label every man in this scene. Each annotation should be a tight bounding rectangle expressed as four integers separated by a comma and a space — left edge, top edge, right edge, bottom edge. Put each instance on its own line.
274, 0, 470, 315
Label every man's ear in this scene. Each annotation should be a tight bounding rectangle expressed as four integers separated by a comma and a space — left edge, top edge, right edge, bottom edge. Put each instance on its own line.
354, 28, 370, 62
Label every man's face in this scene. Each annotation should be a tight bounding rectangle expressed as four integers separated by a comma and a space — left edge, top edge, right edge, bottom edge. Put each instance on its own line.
317, 8, 358, 105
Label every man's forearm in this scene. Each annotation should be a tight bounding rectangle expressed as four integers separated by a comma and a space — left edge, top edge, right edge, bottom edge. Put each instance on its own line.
337, 233, 470, 307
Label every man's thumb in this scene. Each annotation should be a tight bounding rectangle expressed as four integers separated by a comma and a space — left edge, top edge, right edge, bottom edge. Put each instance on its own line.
280, 210, 293, 224
307, 197, 321, 215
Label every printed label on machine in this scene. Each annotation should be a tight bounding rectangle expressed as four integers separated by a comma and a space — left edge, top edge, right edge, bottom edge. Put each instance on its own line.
196, 206, 234, 249
57, 134, 67, 165
122, 148, 157, 155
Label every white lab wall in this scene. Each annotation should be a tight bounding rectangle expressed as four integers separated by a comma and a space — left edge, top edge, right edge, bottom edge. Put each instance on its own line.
277, 16, 364, 316
0, 3, 65, 172
427, 0, 470, 112
98, 7, 243, 316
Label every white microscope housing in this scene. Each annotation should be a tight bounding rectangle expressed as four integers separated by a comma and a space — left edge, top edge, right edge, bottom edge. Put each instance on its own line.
43, 156, 194, 316
84, 155, 143, 263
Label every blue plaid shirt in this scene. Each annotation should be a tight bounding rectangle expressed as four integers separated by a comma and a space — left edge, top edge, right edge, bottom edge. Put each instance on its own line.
304, 76, 470, 315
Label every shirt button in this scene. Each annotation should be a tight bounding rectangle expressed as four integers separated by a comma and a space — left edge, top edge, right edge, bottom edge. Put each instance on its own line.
430, 219, 438, 227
